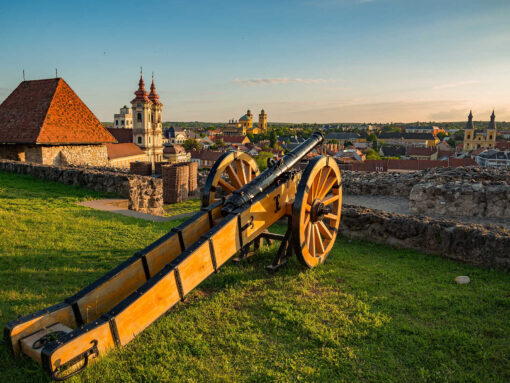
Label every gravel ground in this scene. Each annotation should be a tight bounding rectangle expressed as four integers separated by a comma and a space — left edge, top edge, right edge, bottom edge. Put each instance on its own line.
343, 194, 509, 230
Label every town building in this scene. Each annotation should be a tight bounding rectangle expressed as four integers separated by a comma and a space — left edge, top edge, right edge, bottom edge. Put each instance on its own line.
406, 147, 438, 160
189, 150, 223, 168
324, 132, 362, 145
405, 126, 445, 135
0, 78, 116, 166
163, 145, 191, 163
166, 127, 187, 144
113, 106, 133, 129
106, 143, 147, 168
475, 149, 510, 168
378, 132, 438, 147
463, 111, 497, 151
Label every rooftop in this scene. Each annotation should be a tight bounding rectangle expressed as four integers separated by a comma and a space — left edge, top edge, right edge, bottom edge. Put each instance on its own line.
0, 78, 116, 144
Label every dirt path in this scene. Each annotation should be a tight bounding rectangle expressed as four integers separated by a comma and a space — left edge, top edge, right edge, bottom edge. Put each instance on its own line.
343, 195, 509, 229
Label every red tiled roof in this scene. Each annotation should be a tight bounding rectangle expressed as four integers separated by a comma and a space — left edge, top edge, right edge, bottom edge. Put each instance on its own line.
0, 78, 116, 144
189, 150, 223, 161
107, 128, 133, 143
470, 147, 485, 156
406, 146, 437, 156
496, 141, 510, 150
106, 143, 145, 160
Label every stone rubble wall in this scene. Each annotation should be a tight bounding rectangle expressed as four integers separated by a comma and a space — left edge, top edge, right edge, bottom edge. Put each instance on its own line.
341, 167, 510, 197
340, 204, 510, 269
409, 181, 510, 219
0, 160, 163, 215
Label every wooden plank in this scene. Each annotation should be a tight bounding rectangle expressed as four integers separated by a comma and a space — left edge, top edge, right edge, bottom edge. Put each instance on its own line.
78, 260, 147, 323
210, 218, 240, 267
114, 270, 181, 345
182, 213, 210, 249
178, 242, 215, 295
144, 234, 181, 278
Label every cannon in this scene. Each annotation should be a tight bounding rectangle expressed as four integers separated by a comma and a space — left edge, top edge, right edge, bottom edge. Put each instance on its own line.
4, 132, 343, 380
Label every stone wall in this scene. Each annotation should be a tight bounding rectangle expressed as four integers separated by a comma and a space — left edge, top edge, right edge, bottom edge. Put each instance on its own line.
0, 144, 108, 167
340, 204, 510, 269
130, 161, 152, 176
410, 181, 510, 219
0, 160, 163, 215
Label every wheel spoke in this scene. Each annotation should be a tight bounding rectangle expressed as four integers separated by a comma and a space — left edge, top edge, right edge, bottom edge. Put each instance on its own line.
226, 164, 243, 189
324, 213, 338, 221
217, 178, 236, 193
305, 222, 312, 249
318, 221, 333, 240
235, 159, 247, 185
310, 224, 316, 257
317, 176, 337, 200
322, 194, 339, 206
303, 211, 310, 230
316, 168, 331, 199
314, 225, 325, 254
245, 162, 252, 182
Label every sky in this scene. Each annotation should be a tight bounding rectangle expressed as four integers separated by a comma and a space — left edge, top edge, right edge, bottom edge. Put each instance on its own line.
1, 0, 509, 123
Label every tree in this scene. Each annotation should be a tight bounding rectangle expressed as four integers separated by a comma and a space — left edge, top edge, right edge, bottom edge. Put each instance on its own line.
344, 141, 354, 147
215, 138, 225, 148
436, 132, 447, 141
447, 138, 456, 148
182, 139, 201, 151
367, 133, 377, 142
254, 151, 273, 171
365, 149, 381, 160
269, 130, 278, 148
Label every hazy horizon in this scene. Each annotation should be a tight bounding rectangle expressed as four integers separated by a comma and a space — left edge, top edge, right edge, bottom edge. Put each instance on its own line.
1, 0, 509, 123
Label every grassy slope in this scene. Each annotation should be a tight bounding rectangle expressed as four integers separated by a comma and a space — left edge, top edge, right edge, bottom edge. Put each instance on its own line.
0, 171, 508, 382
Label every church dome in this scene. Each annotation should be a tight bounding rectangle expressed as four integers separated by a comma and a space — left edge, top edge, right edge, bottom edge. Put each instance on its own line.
239, 115, 250, 121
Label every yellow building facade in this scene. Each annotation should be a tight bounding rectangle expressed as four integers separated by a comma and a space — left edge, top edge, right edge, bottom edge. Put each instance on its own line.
224, 109, 267, 135
463, 111, 497, 151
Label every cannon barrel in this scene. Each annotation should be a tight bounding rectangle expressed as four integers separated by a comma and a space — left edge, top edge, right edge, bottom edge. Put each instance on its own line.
222, 132, 324, 214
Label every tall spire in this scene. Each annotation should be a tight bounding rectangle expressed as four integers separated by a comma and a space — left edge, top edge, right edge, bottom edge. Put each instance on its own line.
131, 69, 150, 103
148, 72, 161, 105
466, 110, 474, 130
489, 109, 496, 130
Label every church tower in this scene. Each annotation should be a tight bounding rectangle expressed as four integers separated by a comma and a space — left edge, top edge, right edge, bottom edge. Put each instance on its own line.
148, 74, 164, 163
259, 109, 267, 133
487, 110, 497, 149
131, 71, 163, 168
463, 110, 475, 151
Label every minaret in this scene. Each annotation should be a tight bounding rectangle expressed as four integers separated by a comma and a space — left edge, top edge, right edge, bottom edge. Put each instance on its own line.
148, 74, 164, 164
131, 70, 153, 164
259, 109, 267, 133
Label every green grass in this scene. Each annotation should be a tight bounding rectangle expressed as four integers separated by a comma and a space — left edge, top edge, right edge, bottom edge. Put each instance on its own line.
0, 170, 509, 382
163, 198, 201, 217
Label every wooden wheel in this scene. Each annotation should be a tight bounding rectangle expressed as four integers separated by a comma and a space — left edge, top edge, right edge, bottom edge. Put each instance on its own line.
201, 151, 259, 207
292, 156, 342, 268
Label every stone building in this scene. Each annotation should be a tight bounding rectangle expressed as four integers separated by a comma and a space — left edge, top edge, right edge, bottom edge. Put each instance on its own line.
131, 73, 164, 167
463, 110, 497, 151
0, 78, 116, 166
113, 106, 133, 129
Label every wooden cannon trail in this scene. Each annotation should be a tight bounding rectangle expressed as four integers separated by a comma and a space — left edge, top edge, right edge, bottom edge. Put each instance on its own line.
4, 132, 343, 380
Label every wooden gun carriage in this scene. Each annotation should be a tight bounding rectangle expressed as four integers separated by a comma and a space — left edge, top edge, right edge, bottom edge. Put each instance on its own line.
4, 132, 342, 380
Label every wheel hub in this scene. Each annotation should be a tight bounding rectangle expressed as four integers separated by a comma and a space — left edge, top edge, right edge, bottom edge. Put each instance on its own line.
310, 199, 331, 222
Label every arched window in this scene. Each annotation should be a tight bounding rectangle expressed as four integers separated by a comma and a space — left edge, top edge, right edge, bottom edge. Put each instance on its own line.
115, 120, 118, 125
137, 113, 142, 122
121, 120, 124, 125
138, 136, 142, 144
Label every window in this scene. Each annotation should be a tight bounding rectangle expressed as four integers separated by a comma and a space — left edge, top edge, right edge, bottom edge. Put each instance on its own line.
121, 120, 124, 125
148, 137, 151, 144
489, 135, 492, 140
467, 135, 470, 139
138, 137, 142, 144
137, 113, 142, 122
115, 120, 118, 125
